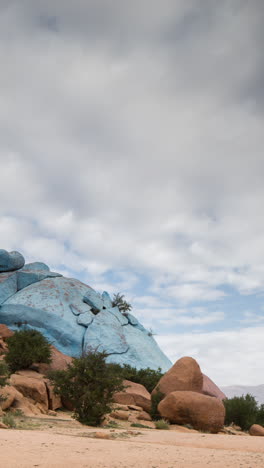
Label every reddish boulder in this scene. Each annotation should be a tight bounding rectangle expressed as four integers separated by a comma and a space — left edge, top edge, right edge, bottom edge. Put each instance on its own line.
0, 386, 23, 410
152, 357, 203, 397
202, 374, 226, 400
10, 371, 49, 412
114, 380, 151, 413
31, 345, 73, 374
0, 324, 14, 340
249, 424, 264, 436
158, 390, 225, 433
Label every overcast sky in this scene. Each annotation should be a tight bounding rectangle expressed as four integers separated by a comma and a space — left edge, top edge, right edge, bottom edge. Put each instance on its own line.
1, 1, 264, 386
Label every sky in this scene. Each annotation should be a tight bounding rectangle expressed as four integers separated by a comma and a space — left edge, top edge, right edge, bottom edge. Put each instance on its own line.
0, 1, 264, 387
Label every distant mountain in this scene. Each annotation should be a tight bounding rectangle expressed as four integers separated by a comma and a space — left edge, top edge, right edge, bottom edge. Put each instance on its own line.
221, 384, 264, 405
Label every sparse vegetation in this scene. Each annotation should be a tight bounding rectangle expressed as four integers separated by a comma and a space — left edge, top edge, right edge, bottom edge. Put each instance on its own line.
224, 394, 261, 431
112, 293, 132, 313
150, 388, 165, 420
2, 412, 16, 428
5, 329, 51, 372
49, 350, 124, 426
154, 419, 170, 430
0, 360, 9, 403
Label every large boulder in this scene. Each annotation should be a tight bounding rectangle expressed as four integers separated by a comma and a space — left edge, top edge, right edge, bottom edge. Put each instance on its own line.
113, 380, 151, 413
0, 385, 23, 410
0, 252, 172, 371
10, 371, 49, 412
249, 424, 264, 436
158, 390, 225, 433
152, 357, 203, 397
0, 250, 25, 272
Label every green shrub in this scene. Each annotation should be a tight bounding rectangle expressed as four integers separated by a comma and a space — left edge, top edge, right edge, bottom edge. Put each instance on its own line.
155, 419, 170, 430
5, 329, 51, 372
224, 394, 259, 431
108, 363, 163, 393
2, 413, 16, 428
130, 422, 152, 429
49, 350, 124, 426
0, 361, 9, 388
150, 388, 165, 420
256, 404, 264, 426
112, 293, 132, 313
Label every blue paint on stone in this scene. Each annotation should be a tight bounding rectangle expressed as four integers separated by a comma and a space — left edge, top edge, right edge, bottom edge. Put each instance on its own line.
83, 289, 104, 312
16, 270, 62, 291
83, 309, 128, 355
0, 250, 25, 272
0, 250, 172, 371
0, 272, 17, 305
102, 291, 113, 308
76, 311, 94, 327
108, 306, 129, 325
21, 262, 50, 272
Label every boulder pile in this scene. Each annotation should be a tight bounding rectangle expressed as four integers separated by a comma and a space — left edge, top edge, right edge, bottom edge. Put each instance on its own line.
0, 249, 171, 371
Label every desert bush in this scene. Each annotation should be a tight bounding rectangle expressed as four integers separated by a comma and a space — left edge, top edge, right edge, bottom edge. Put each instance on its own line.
150, 388, 165, 420
112, 293, 132, 313
5, 329, 51, 372
130, 422, 152, 429
2, 412, 16, 428
108, 363, 163, 393
224, 394, 259, 431
0, 361, 9, 388
256, 404, 264, 426
49, 350, 124, 426
155, 419, 170, 430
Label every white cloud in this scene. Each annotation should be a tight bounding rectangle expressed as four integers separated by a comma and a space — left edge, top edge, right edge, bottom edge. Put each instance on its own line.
156, 326, 264, 386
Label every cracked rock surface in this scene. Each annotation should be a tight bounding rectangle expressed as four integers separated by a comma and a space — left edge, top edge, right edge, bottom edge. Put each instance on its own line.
0, 252, 172, 371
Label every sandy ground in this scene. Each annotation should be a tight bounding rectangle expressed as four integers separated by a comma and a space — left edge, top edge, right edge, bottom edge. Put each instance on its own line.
1, 416, 264, 468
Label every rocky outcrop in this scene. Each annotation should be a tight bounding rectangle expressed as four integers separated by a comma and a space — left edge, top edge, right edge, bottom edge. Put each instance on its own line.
0, 250, 25, 272
158, 390, 225, 433
202, 374, 226, 400
249, 424, 264, 436
10, 371, 49, 412
113, 379, 151, 413
0, 250, 172, 371
152, 357, 203, 397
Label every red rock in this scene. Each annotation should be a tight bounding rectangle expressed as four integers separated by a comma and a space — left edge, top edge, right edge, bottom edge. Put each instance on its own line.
114, 380, 151, 413
0, 422, 8, 429
31, 345, 73, 374
10, 371, 48, 412
0, 386, 23, 410
158, 390, 225, 433
152, 357, 203, 397
249, 424, 264, 436
0, 324, 14, 340
137, 411, 152, 421
202, 374, 226, 400
111, 410, 129, 421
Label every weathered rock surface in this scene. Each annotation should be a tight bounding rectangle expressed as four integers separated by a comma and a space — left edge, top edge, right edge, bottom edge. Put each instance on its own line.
10, 371, 49, 412
249, 424, 264, 436
0, 385, 23, 410
158, 390, 225, 433
114, 380, 151, 413
152, 356, 203, 397
0, 250, 172, 371
202, 374, 226, 400
0, 250, 25, 272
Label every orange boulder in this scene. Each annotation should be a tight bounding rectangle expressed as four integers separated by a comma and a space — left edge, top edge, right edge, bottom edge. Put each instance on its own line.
152, 356, 203, 397
114, 380, 151, 413
158, 390, 225, 433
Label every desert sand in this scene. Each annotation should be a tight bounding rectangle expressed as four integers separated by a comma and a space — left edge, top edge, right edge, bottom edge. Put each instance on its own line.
1, 415, 264, 468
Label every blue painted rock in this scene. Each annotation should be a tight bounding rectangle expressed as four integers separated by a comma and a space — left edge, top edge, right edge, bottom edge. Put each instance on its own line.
0, 252, 172, 371
0, 250, 25, 272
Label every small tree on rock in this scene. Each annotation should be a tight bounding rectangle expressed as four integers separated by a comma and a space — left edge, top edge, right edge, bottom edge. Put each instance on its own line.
5, 329, 51, 372
112, 293, 132, 314
49, 350, 124, 426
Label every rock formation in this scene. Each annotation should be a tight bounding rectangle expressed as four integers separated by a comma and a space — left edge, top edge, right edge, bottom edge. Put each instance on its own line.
152, 356, 203, 396
158, 390, 225, 433
0, 250, 171, 371
249, 424, 264, 436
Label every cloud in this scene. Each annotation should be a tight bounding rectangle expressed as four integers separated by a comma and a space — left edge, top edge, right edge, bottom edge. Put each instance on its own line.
0, 1, 263, 384
156, 326, 264, 386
